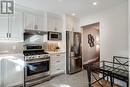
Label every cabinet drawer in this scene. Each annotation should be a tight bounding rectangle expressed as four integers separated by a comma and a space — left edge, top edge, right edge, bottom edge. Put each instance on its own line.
51, 69, 64, 75
51, 63, 65, 75
50, 53, 65, 58
51, 61, 65, 70
51, 57, 65, 64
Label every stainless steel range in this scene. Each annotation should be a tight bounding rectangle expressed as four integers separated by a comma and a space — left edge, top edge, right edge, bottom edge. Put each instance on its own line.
23, 46, 50, 87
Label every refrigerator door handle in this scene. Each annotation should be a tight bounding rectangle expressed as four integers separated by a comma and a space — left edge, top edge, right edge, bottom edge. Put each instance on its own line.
70, 56, 82, 59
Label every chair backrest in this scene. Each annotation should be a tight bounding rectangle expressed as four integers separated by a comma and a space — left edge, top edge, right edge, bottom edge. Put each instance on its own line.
113, 56, 129, 71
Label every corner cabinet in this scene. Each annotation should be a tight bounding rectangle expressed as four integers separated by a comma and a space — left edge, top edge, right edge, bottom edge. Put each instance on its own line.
66, 15, 80, 32
0, 11, 23, 42
23, 12, 46, 31
50, 52, 66, 76
66, 15, 74, 31
47, 12, 63, 32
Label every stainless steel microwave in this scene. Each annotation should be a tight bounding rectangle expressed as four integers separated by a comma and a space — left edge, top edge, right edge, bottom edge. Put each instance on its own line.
48, 32, 62, 41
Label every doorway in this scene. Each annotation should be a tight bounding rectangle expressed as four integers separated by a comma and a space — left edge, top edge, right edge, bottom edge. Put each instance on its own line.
82, 22, 100, 64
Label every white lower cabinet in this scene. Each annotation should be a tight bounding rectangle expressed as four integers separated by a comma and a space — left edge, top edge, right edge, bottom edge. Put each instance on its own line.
50, 53, 66, 76
1, 56, 24, 87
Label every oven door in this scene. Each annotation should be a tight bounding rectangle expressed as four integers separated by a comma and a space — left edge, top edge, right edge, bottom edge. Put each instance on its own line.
25, 59, 50, 81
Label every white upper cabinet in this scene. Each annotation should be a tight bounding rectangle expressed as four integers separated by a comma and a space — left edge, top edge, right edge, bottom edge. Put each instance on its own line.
0, 14, 9, 39
66, 15, 74, 31
47, 12, 63, 32
24, 12, 46, 31
73, 18, 80, 32
66, 15, 80, 32
35, 14, 45, 31
23, 12, 35, 30
9, 11, 23, 42
0, 11, 23, 42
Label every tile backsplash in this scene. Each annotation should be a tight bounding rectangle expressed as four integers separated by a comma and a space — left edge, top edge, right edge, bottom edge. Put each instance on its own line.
0, 42, 23, 54
47, 42, 60, 52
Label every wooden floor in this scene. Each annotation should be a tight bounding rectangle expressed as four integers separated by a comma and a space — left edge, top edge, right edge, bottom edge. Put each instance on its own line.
93, 80, 119, 87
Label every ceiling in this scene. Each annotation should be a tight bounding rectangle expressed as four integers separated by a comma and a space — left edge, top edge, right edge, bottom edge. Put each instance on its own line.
15, 0, 127, 18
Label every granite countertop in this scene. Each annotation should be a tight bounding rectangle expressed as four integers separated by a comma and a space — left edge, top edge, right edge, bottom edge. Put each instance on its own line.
0, 53, 24, 59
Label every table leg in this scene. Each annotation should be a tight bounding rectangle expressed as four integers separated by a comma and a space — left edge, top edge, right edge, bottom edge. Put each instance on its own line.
126, 81, 128, 87
87, 65, 91, 87
110, 73, 113, 87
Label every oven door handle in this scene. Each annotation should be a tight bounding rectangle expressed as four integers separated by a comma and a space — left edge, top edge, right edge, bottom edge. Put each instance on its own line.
26, 59, 50, 64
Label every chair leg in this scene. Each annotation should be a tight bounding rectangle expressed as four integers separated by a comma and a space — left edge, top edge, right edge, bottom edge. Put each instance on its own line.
91, 73, 103, 87
87, 72, 91, 87
110, 73, 113, 87
107, 75, 109, 81
126, 81, 129, 87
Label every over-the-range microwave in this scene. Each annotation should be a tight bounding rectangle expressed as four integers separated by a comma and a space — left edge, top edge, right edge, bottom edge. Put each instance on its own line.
48, 31, 62, 41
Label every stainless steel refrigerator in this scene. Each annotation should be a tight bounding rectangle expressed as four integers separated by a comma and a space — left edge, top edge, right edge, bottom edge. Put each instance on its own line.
66, 31, 82, 74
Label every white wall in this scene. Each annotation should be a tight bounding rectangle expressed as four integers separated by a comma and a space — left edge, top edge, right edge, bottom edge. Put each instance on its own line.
80, 2, 128, 61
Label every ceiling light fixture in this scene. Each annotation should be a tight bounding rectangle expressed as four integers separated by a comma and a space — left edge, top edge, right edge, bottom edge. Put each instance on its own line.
93, 2, 98, 6
72, 13, 76, 16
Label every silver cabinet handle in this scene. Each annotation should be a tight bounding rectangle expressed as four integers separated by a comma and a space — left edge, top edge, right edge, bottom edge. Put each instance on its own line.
56, 54, 60, 56
54, 27, 57, 31
6, 33, 8, 38
34, 25, 38, 29
56, 60, 60, 62
9, 33, 11, 38
56, 69, 61, 70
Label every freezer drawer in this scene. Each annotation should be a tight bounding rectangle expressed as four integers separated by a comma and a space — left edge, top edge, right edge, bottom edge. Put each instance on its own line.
67, 57, 82, 74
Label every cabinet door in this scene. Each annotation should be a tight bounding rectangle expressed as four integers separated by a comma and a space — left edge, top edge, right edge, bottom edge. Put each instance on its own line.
55, 17, 63, 32
9, 11, 23, 42
47, 14, 55, 31
73, 19, 80, 32
50, 53, 66, 75
66, 15, 74, 31
24, 12, 35, 30
2, 58, 24, 87
35, 14, 45, 31
0, 15, 9, 39
47, 12, 63, 32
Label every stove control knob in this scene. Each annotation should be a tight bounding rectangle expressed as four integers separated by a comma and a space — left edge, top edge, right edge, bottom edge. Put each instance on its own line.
43, 55, 46, 58
46, 55, 48, 58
